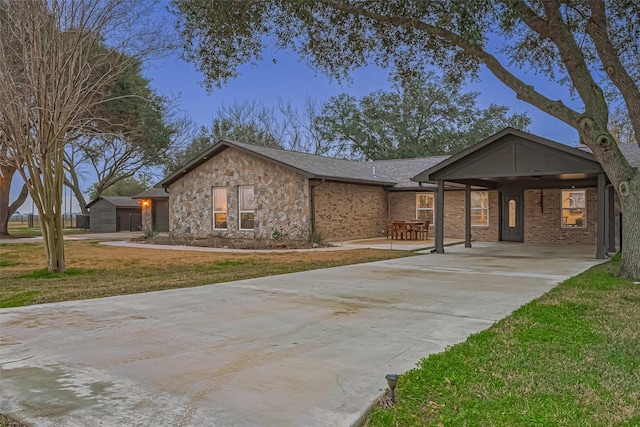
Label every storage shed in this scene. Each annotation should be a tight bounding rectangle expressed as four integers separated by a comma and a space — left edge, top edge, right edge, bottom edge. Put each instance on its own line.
133, 188, 170, 232
86, 196, 142, 233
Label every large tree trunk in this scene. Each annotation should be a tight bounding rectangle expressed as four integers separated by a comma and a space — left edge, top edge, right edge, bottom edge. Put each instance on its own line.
580, 121, 640, 280
620, 175, 640, 279
0, 165, 29, 236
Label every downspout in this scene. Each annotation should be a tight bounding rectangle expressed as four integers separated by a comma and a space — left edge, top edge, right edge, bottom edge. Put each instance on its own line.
309, 179, 324, 234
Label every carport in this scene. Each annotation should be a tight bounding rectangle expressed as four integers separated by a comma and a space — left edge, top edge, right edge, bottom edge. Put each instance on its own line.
413, 128, 616, 259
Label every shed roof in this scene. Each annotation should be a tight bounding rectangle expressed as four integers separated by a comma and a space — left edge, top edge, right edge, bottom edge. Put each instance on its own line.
87, 196, 141, 209
132, 187, 169, 199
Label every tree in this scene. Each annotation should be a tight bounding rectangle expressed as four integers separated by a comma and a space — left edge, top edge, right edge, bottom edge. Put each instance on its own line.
316, 72, 530, 160
164, 99, 328, 174
65, 60, 175, 214
0, 0, 167, 272
172, 0, 640, 279
609, 107, 636, 145
88, 176, 151, 199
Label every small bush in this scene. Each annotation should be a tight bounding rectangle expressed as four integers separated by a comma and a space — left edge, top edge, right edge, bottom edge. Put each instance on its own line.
271, 228, 288, 241
309, 229, 326, 246
140, 225, 159, 240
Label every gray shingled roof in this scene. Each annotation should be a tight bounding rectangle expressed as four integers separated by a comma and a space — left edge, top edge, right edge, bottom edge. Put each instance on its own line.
158, 139, 400, 187
619, 143, 640, 168
226, 140, 397, 185
87, 196, 141, 209
578, 143, 640, 169
132, 187, 169, 199
373, 156, 450, 188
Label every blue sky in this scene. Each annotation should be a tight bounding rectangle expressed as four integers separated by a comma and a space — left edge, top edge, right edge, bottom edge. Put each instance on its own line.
11, 38, 581, 214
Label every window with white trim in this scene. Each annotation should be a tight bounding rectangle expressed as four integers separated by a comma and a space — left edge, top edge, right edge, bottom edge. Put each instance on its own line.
238, 186, 255, 230
416, 193, 434, 223
562, 189, 586, 228
471, 191, 489, 226
212, 187, 228, 229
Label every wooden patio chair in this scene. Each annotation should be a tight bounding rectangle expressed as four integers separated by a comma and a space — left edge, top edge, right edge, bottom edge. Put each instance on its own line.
385, 220, 395, 239
392, 220, 406, 240
415, 220, 430, 240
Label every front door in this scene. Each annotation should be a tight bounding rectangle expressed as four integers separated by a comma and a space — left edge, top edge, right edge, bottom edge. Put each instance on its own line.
501, 190, 524, 242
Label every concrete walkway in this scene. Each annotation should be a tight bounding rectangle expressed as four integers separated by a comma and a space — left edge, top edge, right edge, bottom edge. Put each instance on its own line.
0, 243, 604, 426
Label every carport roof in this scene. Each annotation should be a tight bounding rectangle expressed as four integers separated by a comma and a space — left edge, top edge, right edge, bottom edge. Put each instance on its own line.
412, 128, 605, 187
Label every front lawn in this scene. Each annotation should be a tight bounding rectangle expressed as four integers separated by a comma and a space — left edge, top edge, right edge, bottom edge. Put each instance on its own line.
0, 241, 410, 308
368, 255, 640, 426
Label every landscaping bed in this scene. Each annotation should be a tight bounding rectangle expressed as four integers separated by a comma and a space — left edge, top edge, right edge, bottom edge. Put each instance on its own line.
136, 233, 320, 249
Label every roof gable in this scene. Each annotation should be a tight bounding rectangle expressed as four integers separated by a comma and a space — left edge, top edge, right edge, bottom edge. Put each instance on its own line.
414, 128, 602, 182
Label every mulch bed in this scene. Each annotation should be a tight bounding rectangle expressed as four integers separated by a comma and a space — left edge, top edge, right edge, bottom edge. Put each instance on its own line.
138, 234, 321, 250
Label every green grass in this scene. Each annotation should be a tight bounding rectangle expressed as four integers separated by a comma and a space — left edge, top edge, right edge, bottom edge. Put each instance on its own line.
368, 254, 640, 426
20, 268, 91, 279
0, 291, 40, 308
0, 241, 411, 307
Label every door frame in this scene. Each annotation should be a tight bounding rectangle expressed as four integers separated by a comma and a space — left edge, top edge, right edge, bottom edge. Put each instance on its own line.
499, 189, 525, 242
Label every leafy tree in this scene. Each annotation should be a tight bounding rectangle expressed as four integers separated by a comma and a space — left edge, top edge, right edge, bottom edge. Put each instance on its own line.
609, 107, 636, 145
0, 0, 167, 272
316, 72, 530, 160
88, 176, 151, 199
65, 58, 175, 214
172, 0, 640, 279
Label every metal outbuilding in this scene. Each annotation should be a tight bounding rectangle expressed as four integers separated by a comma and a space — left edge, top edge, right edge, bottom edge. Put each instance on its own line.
86, 196, 142, 233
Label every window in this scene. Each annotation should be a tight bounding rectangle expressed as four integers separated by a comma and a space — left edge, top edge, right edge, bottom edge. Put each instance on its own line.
471, 191, 489, 226
212, 187, 227, 229
239, 186, 255, 230
416, 193, 434, 223
562, 189, 586, 228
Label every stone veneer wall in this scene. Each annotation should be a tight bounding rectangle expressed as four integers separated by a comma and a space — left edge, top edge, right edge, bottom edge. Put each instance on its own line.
169, 147, 310, 239
314, 181, 387, 240
389, 190, 499, 241
524, 188, 597, 244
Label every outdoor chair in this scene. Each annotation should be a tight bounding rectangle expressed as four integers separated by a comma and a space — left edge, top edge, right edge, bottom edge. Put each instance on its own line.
392, 220, 407, 240
415, 220, 430, 240
385, 220, 395, 239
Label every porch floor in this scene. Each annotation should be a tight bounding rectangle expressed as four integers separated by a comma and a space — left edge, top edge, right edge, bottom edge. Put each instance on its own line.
336, 236, 465, 251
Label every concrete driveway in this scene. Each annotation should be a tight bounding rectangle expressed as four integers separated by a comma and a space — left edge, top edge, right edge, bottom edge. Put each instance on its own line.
0, 243, 604, 426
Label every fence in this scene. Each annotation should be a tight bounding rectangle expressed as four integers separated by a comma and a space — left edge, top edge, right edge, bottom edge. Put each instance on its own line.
9, 214, 85, 229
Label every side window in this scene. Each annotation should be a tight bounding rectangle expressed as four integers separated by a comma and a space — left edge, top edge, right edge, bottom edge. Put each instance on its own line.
212, 187, 228, 229
238, 186, 255, 230
471, 191, 489, 226
416, 193, 434, 223
561, 189, 586, 228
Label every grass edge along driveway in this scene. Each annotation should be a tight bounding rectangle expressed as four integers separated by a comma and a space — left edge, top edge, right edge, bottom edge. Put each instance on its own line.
368, 254, 640, 427
0, 240, 411, 308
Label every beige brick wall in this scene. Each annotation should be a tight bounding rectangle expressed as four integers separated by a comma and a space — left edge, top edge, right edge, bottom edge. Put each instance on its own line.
524, 188, 597, 244
169, 147, 311, 239
441, 191, 500, 241
314, 182, 387, 240
389, 190, 499, 241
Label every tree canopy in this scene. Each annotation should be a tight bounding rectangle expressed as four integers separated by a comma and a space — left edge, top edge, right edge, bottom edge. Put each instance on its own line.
316, 72, 530, 160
